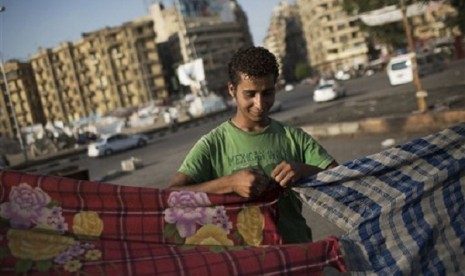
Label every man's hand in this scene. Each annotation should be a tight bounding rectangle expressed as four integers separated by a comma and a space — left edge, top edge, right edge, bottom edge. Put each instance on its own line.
229, 169, 271, 198
271, 161, 306, 188
168, 169, 273, 198
271, 160, 339, 188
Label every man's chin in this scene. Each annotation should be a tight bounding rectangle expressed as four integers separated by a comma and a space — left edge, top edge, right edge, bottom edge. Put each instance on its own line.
250, 114, 269, 122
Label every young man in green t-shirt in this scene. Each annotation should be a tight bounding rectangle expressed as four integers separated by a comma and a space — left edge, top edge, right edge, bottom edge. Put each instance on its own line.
169, 46, 338, 243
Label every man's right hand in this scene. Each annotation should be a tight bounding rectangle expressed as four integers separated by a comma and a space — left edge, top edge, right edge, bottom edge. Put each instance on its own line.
168, 169, 273, 198
230, 169, 271, 198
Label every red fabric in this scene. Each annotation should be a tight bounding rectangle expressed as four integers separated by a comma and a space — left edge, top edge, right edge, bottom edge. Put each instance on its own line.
0, 170, 347, 275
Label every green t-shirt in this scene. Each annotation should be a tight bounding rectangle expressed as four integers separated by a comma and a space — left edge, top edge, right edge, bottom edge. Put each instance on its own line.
179, 119, 334, 243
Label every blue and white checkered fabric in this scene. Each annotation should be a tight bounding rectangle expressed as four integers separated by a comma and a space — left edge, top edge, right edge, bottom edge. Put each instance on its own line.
294, 123, 465, 275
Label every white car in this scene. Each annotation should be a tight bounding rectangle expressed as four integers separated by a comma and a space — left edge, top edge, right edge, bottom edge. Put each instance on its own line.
284, 84, 295, 92
313, 80, 346, 103
334, 70, 351, 81
87, 133, 149, 157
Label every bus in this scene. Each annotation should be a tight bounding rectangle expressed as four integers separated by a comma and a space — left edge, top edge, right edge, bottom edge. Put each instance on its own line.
387, 52, 445, 86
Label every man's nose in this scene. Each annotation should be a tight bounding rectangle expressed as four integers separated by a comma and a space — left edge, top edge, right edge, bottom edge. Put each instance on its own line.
254, 94, 265, 110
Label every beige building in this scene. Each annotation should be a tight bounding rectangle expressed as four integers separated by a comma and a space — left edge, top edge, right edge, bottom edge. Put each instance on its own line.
149, 1, 253, 96
264, 1, 290, 78
30, 17, 167, 124
412, 3, 460, 48
296, 0, 368, 75
264, 0, 308, 83
0, 60, 45, 139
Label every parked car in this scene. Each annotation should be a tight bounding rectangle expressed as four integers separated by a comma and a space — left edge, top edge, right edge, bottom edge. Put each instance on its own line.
313, 80, 346, 103
87, 133, 149, 157
334, 70, 351, 81
284, 84, 295, 92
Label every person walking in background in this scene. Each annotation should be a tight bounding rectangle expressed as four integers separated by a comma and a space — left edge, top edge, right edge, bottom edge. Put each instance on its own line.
168, 46, 338, 243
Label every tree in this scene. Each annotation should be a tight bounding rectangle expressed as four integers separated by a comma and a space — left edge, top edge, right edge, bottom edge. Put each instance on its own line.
294, 63, 313, 81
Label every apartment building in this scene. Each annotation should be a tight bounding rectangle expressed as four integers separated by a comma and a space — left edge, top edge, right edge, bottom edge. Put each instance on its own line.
296, 0, 368, 75
0, 60, 45, 139
264, 0, 308, 83
412, 3, 460, 48
149, 1, 253, 96
30, 17, 167, 124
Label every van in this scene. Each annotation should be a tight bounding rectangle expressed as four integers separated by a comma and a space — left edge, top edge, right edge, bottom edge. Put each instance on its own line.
387, 52, 445, 86
386, 53, 415, 86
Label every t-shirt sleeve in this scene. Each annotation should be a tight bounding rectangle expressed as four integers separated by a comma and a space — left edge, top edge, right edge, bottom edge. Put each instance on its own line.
178, 136, 213, 183
297, 128, 335, 169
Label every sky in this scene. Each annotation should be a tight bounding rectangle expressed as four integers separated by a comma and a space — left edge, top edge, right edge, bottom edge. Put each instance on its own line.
0, 0, 294, 61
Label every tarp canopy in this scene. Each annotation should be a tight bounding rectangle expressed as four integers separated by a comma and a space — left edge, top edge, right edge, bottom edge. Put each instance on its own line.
359, 1, 443, 26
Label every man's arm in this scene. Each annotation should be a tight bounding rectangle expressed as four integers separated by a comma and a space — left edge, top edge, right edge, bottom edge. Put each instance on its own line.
168, 169, 272, 198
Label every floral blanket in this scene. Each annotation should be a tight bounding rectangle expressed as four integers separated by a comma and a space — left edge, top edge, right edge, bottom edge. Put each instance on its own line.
0, 171, 346, 275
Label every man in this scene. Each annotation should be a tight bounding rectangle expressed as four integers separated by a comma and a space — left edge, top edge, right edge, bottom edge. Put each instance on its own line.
169, 46, 338, 243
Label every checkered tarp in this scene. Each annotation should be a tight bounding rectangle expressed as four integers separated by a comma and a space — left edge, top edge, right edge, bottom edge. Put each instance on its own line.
295, 123, 465, 275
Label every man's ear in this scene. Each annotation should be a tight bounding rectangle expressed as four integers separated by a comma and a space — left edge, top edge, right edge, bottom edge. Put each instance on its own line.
228, 82, 235, 98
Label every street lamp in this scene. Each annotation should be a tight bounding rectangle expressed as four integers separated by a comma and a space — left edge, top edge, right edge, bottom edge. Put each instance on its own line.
0, 5, 28, 162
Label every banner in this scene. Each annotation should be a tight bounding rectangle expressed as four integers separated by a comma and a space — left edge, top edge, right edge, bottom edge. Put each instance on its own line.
177, 0, 235, 22
176, 58, 205, 90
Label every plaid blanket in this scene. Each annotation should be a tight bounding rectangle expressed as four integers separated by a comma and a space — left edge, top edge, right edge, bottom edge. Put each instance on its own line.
295, 123, 465, 274
0, 171, 346, 275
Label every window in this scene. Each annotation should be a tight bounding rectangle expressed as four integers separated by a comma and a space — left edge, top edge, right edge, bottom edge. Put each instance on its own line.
340, 35, 348, 43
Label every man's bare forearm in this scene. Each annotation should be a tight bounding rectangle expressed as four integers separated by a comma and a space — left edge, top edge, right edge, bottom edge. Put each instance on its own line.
169, 175, 234, 195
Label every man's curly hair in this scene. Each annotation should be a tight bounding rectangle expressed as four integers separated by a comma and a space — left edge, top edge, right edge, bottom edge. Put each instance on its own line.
228, 46, 279, 88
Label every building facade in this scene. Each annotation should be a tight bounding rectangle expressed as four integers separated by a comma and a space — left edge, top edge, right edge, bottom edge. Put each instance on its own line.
411, 3, 460, 51
149, 0, 253, 97
264, 0, 308, 83
296, 0, 368, 76
0, 60, 45, 139
30, 17, 167, 124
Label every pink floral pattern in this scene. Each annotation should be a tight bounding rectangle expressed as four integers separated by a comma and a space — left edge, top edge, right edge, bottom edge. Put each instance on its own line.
164, 191, 263, 247
164, 191, 214, 238
0, 183, 51, 229
0, 182, 103, 274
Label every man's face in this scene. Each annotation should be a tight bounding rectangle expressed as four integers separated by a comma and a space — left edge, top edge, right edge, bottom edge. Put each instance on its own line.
228, 73, 276, 123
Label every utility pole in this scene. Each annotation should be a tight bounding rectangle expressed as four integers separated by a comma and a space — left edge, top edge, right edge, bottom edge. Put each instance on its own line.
0, 6, 29, 163
400, 0, 428, 113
